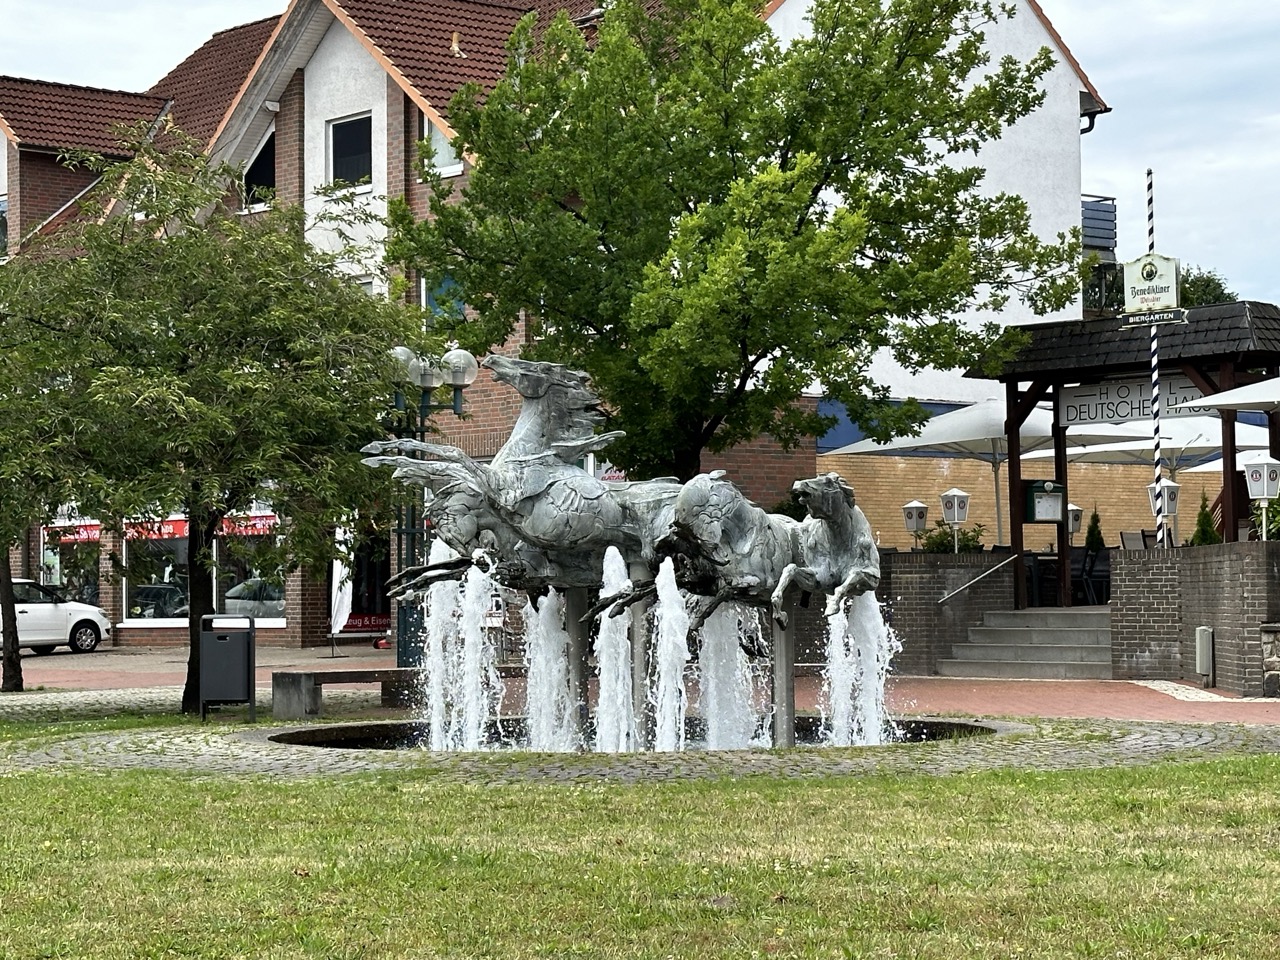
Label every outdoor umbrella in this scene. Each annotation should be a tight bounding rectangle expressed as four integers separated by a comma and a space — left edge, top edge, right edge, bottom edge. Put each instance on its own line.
1175, 377, 1280, 413
1181, 448, 1274, 473
822, 398, 1144, 544
1021, 416, 1270, 477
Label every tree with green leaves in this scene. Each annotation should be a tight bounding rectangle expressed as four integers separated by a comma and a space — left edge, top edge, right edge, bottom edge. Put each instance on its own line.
0, 335, 83, 691
388, 0, 1081, 480
0, 123, 432, 710
1180, 265, 1237, 308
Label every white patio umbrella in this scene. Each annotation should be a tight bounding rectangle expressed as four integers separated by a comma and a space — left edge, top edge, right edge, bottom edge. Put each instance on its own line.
1022, 416, 1269, 478
822, 398, 1145, 544
1182, 448, 1275, 473
1175, 377, 1280, 413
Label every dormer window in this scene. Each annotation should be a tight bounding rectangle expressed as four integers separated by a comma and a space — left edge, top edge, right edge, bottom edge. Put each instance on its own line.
329, 113, 372, 187
419, 111, 462, 178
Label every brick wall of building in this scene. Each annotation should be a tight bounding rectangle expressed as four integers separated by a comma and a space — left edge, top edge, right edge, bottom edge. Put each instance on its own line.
276, 70, 305, 205
16, 150, 98, 239
873, 550, 1015, 676
702, 402, 820, 510
820, 453, 1222, 552
5, 140, 17, 252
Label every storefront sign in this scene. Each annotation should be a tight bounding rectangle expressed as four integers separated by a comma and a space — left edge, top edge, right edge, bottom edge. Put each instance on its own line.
125, 515, 277, 540
341, 613, 391, 632
45, 522, 100, 543
1058, 375, 1211, 426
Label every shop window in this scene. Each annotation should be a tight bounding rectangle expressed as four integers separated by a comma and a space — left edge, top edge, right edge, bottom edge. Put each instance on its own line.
330, 114, 372, 186
42, 524, 101, 605
419, 111, 462, 177
218, 516, 284, 618
125, 522, 189, 618
217, 529, 286, 619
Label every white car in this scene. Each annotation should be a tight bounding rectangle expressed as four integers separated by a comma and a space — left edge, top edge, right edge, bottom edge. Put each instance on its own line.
5, 579, 112, 654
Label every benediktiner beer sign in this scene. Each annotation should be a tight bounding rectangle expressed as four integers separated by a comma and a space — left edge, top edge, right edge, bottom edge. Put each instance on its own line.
1123, 253, 1181, 319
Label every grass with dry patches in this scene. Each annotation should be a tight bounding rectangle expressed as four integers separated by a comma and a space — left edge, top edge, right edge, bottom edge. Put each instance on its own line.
1, 741, 1278, 957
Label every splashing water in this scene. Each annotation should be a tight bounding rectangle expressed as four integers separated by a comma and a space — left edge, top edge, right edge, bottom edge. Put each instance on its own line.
698, 603, 761, 750
524, 589, 581, 751
822, 591, 900, 746
593, 547, 637, 752
416, 542, 504, 750
650, 559, 690, 752
457, 561, 504, 750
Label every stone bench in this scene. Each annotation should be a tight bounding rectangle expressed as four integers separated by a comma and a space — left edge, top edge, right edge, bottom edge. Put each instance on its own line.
271, 668, 419, 720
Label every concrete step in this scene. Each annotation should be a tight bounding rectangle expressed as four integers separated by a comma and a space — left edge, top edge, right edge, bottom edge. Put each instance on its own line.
951, 643, 1111, 663
936, 659, 1113, 680
966, 626, 1110, 647
982, 607, 1110, 629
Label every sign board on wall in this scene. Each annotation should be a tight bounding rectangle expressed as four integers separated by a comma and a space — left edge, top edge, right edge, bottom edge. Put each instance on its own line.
1058, 375, 1212, 426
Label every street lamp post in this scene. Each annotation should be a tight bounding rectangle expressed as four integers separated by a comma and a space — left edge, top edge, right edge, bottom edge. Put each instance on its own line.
390, 346, 479, 666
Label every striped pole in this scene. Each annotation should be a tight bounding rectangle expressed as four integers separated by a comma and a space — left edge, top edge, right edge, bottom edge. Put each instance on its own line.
1148, 168, 1167, 548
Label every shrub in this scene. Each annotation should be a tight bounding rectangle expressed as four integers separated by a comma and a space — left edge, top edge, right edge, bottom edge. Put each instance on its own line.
920, 519, 985, 553
1084, 507, 1105, 554
1190, 491, 1223, 546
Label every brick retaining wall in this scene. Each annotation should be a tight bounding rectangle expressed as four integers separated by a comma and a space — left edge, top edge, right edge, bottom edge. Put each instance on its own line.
875, 551, 1016, 675
1111, 542, 1280, 696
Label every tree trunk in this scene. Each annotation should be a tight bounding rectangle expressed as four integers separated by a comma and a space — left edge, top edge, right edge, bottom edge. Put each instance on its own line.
671, 440, 704, 483
180, 509, 223, 714
0, 548, 23, 693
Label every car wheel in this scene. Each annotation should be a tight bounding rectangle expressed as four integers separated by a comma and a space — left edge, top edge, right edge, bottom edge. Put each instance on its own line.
68, 622, 101, 653
31, 645, 57, 656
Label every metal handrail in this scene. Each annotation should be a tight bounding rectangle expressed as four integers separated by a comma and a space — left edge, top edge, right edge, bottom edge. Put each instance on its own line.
937, 554, 1019, 605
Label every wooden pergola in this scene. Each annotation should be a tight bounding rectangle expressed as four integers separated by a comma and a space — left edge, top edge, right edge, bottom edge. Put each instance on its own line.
984, 301, 1280, 608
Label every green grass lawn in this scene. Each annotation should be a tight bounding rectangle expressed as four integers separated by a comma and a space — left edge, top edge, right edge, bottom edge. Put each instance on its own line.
1, 720, 1279, 959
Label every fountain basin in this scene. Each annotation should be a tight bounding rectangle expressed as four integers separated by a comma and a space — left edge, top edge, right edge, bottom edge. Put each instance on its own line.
268, 717, 997, 751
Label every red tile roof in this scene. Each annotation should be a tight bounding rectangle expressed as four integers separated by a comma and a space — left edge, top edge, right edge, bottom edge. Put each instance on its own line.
0, 77, 168, 154
149, 15, 281, 145
336, 0, 527, 117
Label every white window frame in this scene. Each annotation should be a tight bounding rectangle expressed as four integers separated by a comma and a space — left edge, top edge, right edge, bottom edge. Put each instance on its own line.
419, 111, 464, 180
327, 111, 374, 192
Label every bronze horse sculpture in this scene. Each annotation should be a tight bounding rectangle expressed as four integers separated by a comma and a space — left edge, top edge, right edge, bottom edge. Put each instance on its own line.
363, 357, 879, 626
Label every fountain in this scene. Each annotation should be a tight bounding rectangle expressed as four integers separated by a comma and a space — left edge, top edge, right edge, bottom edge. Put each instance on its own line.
360, 356, 901, 752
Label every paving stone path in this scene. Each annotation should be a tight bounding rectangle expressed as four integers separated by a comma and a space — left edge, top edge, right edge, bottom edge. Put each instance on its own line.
4, 685, 1280, 783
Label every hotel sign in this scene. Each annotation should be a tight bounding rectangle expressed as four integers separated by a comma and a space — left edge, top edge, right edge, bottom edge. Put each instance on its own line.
1059, 375, 1212, 426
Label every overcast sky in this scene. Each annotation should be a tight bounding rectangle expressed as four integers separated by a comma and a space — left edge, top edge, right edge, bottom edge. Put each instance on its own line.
3, 0, 1277, 304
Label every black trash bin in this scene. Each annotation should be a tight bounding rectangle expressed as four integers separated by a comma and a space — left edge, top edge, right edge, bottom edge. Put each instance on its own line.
199, 615, 256, 721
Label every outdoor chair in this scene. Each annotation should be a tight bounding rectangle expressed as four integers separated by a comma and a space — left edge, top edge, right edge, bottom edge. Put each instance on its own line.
1141, 529, 1159, 549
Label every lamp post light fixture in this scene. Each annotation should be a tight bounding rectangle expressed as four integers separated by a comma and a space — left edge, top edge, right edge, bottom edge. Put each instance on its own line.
939, 487, 970, 554
901, 500, 928, 548
390, 345, 479, 665
1067, 502, 1084, 544
1145, 476, 1181, 547
1244, 457, 1280, 541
